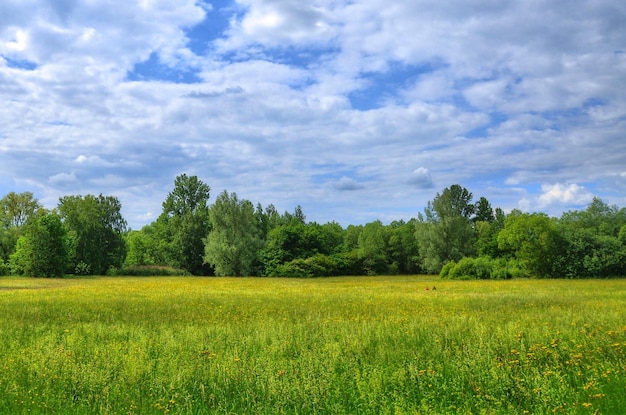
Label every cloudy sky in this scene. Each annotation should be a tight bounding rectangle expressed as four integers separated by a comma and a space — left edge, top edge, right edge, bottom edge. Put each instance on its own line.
1, 0, 625, 229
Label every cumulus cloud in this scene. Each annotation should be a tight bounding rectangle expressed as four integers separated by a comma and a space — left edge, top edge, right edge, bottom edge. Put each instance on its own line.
1, 0, 625, 228
216, 0, 335, 51
408, 168, 434, 189
537, 183, 594, 209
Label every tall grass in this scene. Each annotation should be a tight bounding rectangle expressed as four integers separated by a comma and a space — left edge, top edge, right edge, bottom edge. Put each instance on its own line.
0, 276, 625, 414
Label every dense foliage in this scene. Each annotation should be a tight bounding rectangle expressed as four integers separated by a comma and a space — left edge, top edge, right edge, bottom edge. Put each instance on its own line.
1, 178, 625, 278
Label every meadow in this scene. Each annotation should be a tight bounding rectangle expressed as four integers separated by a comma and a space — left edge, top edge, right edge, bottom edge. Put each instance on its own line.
0, 276, 625, 414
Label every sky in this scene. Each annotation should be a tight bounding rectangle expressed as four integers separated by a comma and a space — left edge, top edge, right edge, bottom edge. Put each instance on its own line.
1, 0, 625, 229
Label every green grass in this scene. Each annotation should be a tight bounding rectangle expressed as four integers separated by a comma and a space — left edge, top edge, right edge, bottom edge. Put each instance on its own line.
0, 276, 625, 414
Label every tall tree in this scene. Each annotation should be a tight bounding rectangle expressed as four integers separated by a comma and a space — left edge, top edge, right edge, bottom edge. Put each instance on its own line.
357, 220, 389, 275
9, 213, 69, 277
557, 198, 626, 278
497, 211, 563, 278
416, 185, 476, 273
0, 192, 44, 264
474, 196, 495, 223
0, 191, 43, 228
58, 194, 127, 275
388, 219, 421, 274
160, 174, 211, 275
204, 191, 263, 276
430, 184, 475, 220
254, 203, 284, 240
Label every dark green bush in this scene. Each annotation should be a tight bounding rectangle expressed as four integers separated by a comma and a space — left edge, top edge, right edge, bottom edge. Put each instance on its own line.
267, 253, 364, 278
74, 262, 91, 276
444, 256, 514, 280
0, 261, 9, 276
108, 265, 190, 277
270, 259, 319, 278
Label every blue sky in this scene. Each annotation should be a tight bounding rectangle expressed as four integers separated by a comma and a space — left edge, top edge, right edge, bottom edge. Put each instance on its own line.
1, 0, 625, 229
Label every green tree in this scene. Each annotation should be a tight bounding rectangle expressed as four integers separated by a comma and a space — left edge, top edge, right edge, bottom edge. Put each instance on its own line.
343, 224, 363, 251
254, 203, 284, 240
318, 222, 345, 255
560, 197, 626, 236
475, 207, 506, 258
388, 219, 421, 274
0, 191, 43, 228
160, 174, 211, 275
124, 230, 157, 266
416, 185, 476, 273
9, 213, 69, 277
431, 184, 475, 220
0, 192, 44, 265
497, 211, 563, 278
259, 208, 346, 277
357, 220, 389, 275
204, 191, 263, 276
473, 196, 495, 223
557, 198, 626, 277
58, 194, 127, 275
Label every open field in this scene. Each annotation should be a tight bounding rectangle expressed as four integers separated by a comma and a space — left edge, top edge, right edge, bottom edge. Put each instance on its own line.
1, 276, 625, 414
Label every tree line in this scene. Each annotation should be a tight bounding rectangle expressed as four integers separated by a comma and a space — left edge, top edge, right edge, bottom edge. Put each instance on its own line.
1, 175, 625, 278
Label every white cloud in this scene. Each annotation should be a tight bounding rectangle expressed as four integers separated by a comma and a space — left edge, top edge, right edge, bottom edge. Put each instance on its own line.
537, 183, 594, 209
216, 0, 335, 51
75, 155, 114, 167
48, 171, 77, 186
408, 167, 434, 189
1, 0, 625, 228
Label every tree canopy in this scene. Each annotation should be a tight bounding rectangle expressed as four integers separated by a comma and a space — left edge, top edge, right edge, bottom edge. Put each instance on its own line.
157, 174, 212, 275
2, 180, 626, 279
57, 194, 127, 275
204, 190, 263, 277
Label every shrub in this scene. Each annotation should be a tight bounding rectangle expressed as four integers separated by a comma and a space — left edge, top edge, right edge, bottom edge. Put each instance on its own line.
448, 257, 477, 280
506, 259, 530, 278
267, 253, 364, 278
330, 251, 363, 276
472, 256, 494, 279
108, 265, 189, 277
0, 261, 9, 276
444, 256, 514, 280
270, 259, 317, 278
440, 260, 456, 279
74, 262, 91, 276
490, 258, 513, 280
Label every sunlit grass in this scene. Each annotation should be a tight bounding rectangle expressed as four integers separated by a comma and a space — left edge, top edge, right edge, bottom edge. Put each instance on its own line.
1, 276, 625, 414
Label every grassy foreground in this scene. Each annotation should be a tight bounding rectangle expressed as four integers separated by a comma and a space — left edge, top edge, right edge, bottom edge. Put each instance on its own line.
0, 276, 625, 414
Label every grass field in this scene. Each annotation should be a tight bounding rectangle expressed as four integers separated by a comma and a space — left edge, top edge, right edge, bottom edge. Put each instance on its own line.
0, 276, 625, 414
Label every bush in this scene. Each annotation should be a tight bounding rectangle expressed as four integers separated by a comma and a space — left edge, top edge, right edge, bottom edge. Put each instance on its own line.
266, 253, 365, 278
108, 265, 190, 277
506, 259, 530, 278
440, 260, 456, 279
74, 262, 91, 276
0, 261, 9, 276
270, 259, 318, 278
490, 258, 513, 280
448, 257, 478, 280
444, 256, 514, 280
472, 256, 494, 279
330, 251, 363, 276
